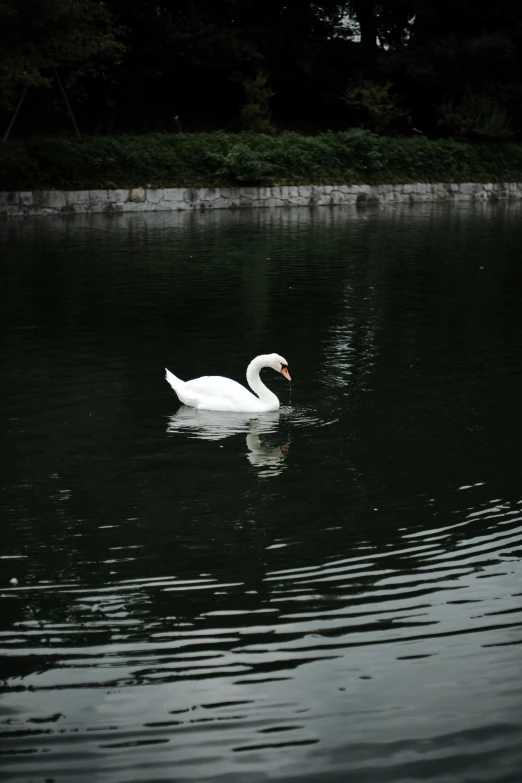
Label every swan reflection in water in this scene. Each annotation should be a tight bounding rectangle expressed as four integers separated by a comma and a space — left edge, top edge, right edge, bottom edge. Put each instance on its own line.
166, 407, 290, 478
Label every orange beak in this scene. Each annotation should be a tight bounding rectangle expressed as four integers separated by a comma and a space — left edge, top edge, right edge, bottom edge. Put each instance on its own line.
281, 367, 291, 381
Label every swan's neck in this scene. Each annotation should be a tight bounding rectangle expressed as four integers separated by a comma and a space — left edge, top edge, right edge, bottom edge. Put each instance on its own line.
246, 356, 279, 408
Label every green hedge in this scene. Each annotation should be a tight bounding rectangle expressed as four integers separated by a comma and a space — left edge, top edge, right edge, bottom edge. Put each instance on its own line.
3, 131, 522, 190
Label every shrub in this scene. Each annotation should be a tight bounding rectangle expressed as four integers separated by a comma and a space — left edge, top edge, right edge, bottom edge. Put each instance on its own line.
240, 73, 275, 134
343, 80, 405, 135
2, 131, 522, 190
438, 92, 514, 141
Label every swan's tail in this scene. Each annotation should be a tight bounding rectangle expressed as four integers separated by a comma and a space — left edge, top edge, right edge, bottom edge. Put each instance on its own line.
165, 367, 202, 408
165, 368, 185, 395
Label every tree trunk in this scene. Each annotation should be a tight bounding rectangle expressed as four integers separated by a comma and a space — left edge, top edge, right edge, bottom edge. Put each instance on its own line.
352, 1, 378, 53
54, 67, 81, 138
3, 88, 28, 142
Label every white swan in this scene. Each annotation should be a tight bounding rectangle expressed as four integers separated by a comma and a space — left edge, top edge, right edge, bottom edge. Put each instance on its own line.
165, 353, 291, 412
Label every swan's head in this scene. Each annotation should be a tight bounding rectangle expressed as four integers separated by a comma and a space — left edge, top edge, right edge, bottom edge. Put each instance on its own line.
267, 353, 291, 381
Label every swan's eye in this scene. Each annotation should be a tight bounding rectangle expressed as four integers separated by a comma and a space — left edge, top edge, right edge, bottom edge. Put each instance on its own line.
281, 363, 288, 370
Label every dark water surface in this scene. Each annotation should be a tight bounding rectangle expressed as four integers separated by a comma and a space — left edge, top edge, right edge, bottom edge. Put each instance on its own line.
1, 204, 522, 783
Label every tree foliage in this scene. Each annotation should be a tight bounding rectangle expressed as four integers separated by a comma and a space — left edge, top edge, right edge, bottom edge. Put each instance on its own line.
0, 0, 124, 110
1, 0, 522, 141
343, 79, 405, 134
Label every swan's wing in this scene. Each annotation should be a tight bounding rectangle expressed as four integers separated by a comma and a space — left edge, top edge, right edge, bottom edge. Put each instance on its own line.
185, 375, 249, 396
184, 375, 263, 412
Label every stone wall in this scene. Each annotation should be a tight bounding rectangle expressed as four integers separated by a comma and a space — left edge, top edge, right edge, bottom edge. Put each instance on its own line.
2, 182, 522, 217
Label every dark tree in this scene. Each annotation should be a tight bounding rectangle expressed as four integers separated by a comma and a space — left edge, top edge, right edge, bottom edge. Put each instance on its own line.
2, 0, 522, 139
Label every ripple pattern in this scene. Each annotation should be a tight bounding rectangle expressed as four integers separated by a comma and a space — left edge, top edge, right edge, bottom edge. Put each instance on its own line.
2, 205, 522, 783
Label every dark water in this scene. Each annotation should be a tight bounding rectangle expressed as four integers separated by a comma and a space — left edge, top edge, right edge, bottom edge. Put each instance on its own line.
1, 204, 522, 783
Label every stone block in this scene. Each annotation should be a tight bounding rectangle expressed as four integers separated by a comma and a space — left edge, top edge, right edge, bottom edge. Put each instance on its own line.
121, 200, 147, 212
129, 187, 146, 203
146, 189, 164, 204
238, 194, 254, 207
106, 189, 128, 203
200, 187, 219, 202
312, 193, 328, 206
18, 191, 34, 206
432, 188, 448, 200
0, 191, 17, 206
240, 187, 259, 201
162, 189, 184, 202
65, 191, 89, 208
40, 191, 63, 209
102, 202, 123, 214
32, 191, 50, 208
257, 187, 272, 201
208, 196, 226, 209
356, 192, 380, 206
1, 205, 19, 216
220, 187, 240, 201
87, 189, 107, 206
324, 189, 338, 204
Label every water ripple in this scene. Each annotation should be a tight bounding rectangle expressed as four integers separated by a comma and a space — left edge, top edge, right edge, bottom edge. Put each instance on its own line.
2, 206, 522, 782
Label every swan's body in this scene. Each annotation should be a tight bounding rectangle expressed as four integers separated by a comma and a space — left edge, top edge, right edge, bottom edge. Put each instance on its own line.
165, 353, 291, 413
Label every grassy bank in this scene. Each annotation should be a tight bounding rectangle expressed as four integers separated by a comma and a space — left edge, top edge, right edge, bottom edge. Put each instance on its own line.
3, 131, 522, 191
